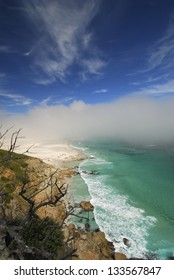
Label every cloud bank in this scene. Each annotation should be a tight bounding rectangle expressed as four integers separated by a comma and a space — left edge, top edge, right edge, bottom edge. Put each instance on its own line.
1, 96, 174, 145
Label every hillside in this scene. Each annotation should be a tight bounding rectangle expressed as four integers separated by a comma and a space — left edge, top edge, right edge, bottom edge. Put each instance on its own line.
0, 149, 119, 260
0, 149, 77, 259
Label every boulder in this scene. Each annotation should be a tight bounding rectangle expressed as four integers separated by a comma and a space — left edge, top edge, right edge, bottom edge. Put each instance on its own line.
115, 252, 127, 260
123, 237, 131, 247
80, 201, 94, 211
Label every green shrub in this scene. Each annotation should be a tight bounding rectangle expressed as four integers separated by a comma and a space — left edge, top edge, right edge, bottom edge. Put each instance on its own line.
21, 217, 64, 256
4, 183, 15, 193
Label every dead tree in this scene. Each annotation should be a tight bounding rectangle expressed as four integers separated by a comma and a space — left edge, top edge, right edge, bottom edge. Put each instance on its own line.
0, 128, 23, 163
19, 169, 69, 220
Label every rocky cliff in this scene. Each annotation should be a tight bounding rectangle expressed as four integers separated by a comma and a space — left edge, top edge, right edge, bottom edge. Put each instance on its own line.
0, 150, 118, 260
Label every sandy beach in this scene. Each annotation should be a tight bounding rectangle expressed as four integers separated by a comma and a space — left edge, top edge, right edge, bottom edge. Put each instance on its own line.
12, 139, 86, 167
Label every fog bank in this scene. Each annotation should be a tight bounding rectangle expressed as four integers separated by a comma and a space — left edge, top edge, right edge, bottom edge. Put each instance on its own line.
1, 96, 174, 145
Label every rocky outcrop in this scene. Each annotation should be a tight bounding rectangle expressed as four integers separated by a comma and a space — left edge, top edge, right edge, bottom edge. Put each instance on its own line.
81, 170, 99, 175
63, 224, 115, 260
0, 150, 129, 260
80, 201, 94, 211
63, 221, 130, 260
115, 252, 127, 260
73, 230, 114, 260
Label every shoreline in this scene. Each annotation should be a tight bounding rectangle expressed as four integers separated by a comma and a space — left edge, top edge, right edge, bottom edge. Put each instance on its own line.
14, 140, 86, 168
13, 140, 126, 259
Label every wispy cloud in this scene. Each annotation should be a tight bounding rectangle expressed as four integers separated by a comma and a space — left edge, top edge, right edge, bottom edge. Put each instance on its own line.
0, 45, 12, 53
55, 96, 75, 105
130, 79, 174, 98
0, 92, 32, 106
143, 14, 174, 75
0, 45, 18, 54
40, 95, 74, 106
81, 58, 107, 78
23, 0, 105, 84
40, 96, 52, 106
93, 88, 108, 93
129, 13, 174, 96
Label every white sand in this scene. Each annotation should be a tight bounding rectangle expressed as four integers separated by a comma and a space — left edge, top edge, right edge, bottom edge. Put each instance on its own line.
6, 138, 85, 167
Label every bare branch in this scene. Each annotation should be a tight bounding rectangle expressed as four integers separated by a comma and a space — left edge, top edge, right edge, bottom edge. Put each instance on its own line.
8, 129, 22, 154
19, 168, 68, 220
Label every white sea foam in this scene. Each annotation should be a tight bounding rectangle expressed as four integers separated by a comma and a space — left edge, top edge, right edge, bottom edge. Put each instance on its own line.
79, 159, 157, 259
70, 144, 89, 152
80, 157, 112, 167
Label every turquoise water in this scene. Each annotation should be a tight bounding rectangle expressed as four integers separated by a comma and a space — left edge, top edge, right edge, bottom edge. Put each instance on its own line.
69, 140, 174, 259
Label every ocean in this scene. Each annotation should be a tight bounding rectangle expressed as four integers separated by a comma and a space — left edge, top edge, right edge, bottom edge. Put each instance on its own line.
69, 140, 174, 260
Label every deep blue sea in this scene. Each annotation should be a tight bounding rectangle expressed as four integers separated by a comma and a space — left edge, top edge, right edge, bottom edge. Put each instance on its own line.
69, 140, 174, 259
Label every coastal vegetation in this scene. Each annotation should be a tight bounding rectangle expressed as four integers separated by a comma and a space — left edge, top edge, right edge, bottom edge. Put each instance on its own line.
0, 128, 115, 260
0, 128, 75, 259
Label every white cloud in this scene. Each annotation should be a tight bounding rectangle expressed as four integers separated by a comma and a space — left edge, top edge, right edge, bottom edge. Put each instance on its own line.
93, 88, 108, 94
40, 97, 52, 106
130, 79, 174, 97
144, 15, 174, 73
55, 96, 75, 105
82, 58, 106, 75
0, 46, 11, 53
82, 33, 93, 49
23, 0, 105, 84
0, 92, 32, 106
1, 96, 174, 144
33, 77, 56, 86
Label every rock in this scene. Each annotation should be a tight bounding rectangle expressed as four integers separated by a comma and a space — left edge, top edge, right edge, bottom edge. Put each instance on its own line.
68, 224, 76, 231
80, 201, 94, 211
89, 155, 95, 159
123, 237, 131, 247
85, 223, 90, 230
101, 246, 111, 258
81, 234, 87, 240
115, 252, 127, 260
168, 256, 174, 260
74, 231, 80, 239
81, 170, 99, 175
63, 224, 76, 242
88, 170, 99, 175
73, 231, 113, 260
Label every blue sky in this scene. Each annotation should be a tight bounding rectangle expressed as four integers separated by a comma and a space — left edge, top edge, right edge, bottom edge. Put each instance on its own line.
1, 0, 174, 114
0, 0, 174, 144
